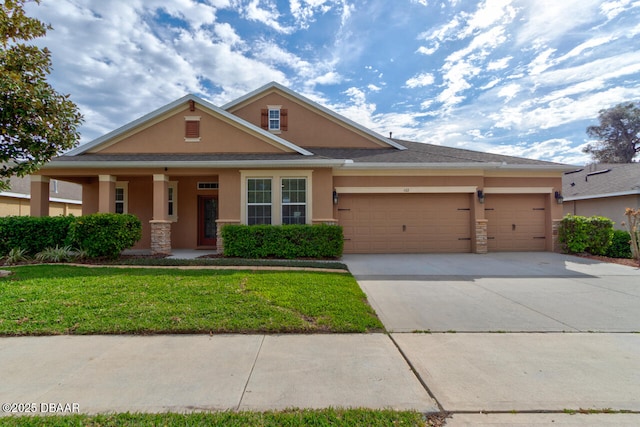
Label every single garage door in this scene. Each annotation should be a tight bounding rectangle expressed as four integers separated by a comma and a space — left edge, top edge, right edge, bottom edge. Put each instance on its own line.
337, 193, 472, 253
485, 194, 547, 251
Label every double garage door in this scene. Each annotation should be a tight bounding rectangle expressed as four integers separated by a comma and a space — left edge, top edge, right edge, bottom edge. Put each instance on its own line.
337, 193, 547, 253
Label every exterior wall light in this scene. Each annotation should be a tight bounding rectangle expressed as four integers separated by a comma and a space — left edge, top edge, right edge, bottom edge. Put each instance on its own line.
555, 191, 564, 204
477, 190, 485, 204
333, 190, 339, 205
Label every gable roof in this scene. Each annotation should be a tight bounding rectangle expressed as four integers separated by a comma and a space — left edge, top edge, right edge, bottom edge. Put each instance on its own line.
66, 94, 313, 156
562, 163, 640, 200
222, 81, 407, 151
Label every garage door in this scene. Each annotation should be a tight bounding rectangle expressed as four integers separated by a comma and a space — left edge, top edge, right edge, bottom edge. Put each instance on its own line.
337, 193, 472, 253
485, 194, 547, 251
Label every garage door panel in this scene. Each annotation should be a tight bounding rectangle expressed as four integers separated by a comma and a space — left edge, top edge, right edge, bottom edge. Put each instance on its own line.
338, 193, 471, 254
485, 194, 547, 252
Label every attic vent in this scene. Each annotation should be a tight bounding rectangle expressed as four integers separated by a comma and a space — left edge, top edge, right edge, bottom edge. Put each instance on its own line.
585, 169, 611, 181
564, 168, 584, 175
197, 182, 219, 190
185, 116, 201, 142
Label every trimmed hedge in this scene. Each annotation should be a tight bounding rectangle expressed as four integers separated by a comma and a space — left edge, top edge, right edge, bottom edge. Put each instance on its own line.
0, 213, 142, 259
0, 216, 75, 256
558, 214, 614, 255
68, 213, 142, 259
222, 224, 343, 259
605, 230, 633, 259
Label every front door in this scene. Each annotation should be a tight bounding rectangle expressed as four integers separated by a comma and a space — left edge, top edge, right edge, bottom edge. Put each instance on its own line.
198, 196, 218, 246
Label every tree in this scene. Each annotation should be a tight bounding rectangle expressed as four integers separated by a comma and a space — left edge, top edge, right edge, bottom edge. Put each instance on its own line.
583, 102, 640, 163
0, 0, 82, 190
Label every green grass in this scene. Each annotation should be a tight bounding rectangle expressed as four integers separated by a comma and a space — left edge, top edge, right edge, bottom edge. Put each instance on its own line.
0, 265, 383, 335
0, 409, 440, 426
113, 257, 349, 270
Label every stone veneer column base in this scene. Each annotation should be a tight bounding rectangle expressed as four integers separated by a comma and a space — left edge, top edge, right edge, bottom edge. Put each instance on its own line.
474, 219, 488, 254
149, 220, 172, 255
552, 219, 562, 253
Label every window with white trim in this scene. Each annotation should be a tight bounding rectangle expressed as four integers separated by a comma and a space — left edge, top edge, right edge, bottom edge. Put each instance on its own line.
167, 181, 178, 221
115, 182, 128, 214
268, 108, 280, 131
247, 178, 272, 225
281, 178, 306, 224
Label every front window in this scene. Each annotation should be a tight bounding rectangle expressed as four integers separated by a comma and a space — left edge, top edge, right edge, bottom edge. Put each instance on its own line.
115, 187, 125, 214
281, 178, 306, 224
268, 109, 280, 131
167, 181, 178, 221
247, 178, 272, 225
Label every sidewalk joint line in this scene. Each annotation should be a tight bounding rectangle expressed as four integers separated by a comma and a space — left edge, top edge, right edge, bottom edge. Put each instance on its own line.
387, 333, 446, 413
236, 334, 265, 412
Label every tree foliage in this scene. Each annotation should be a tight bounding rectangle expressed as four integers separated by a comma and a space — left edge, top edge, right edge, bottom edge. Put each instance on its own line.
583, 102, 640, 163
0, 0, 83, 189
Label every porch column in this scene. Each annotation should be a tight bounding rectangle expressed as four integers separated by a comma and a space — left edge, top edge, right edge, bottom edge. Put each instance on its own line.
98, 175, 116, 213
30, 175, 50, 217
150, 174, 171, 255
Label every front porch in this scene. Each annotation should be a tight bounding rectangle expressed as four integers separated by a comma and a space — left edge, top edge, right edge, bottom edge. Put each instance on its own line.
30, 170, 242, 255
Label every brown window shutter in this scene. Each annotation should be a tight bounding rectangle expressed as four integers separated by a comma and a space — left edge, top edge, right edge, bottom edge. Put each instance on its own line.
185, 120, 200, 138
280, 109, 288, 131
261, 109, 268, 129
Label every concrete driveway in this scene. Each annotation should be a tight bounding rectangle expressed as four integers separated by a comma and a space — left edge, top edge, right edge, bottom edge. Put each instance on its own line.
344, 252, 640, 422
343, 252, 640, 332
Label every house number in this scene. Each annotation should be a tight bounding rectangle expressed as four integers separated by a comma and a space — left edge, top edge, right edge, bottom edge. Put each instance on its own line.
403, 188, 410, 192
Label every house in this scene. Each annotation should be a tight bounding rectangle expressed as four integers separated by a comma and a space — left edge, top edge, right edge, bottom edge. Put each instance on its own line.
563, 163, 640, 229
30, 82, 569, 254
1, 173, 81, 217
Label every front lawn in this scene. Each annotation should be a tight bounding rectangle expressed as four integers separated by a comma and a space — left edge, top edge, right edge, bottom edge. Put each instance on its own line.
0, 409, 445, 427
0, 266, 383, 335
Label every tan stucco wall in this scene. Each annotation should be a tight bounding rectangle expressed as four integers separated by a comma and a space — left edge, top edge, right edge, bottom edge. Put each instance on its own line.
229, 92, 386, 149
97, 106, 288, 154
564, 194, 640, 230
0, 196, 81, 217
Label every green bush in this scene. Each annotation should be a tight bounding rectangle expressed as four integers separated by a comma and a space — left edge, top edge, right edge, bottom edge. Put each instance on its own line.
68, 213, 142, 259
222, 224, 343, 259
558, 214, 614, 255
605, 230, 633, 259
0, 216, 75, 256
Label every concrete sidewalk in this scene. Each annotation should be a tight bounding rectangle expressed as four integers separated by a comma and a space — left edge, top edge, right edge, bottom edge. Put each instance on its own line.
0, 334, 437, 415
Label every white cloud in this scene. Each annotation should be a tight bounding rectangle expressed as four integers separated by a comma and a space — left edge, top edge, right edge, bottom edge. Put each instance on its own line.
487, 56, 512, 71
497, 83, 520, 101
516, 0, 601, 46
237, 0, 293, 33
405, 73, 435, 88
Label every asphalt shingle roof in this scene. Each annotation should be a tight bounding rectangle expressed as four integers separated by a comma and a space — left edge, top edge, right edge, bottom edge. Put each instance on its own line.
53, 139, 565, 167
562, 163, 640, 199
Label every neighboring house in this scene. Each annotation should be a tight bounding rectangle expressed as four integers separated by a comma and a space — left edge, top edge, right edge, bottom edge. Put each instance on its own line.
1, 173, 81, 217
563, 163, 640, 229
30, 82, 569, 254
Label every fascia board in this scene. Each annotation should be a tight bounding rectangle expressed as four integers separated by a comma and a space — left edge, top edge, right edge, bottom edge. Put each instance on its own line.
563, 190, 640, 201
40, 159, 348, 169
67, 94, 313, 157
337, 162, 572, 171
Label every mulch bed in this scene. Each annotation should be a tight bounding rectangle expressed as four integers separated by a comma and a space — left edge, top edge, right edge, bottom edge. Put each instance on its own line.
574, 253, 640, 268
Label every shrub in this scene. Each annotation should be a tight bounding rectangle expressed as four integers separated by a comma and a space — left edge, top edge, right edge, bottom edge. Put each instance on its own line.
0, 216, 75, 256
222, 224, 343, 259
3, 247, 30, 265
35, 245, 75, 263
605, 230, 633, 259
558, 214, 614, 255
68, 213, 142, 259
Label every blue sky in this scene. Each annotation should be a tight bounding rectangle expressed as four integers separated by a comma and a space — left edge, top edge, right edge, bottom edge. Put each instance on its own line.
26, 0, 640, 165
